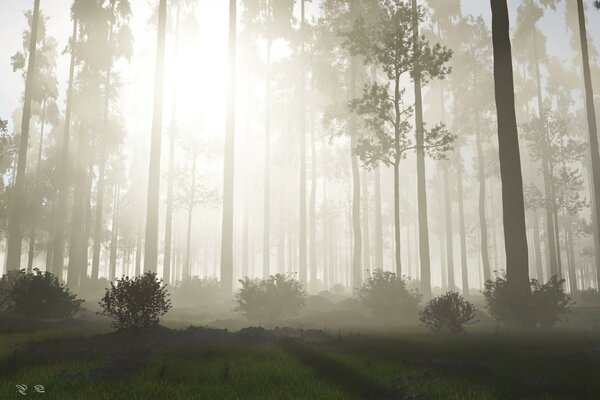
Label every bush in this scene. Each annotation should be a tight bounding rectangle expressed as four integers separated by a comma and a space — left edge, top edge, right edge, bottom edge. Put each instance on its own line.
331, 283, 346, 296
483, 273, 572, 328
0, 269, 83, 319
356, 269, 421, 322
99, 272, 172, 330
234, 274, 306, 322
419, 291, 477, 334
171, 277, 222, 308
579, 289, 600, 305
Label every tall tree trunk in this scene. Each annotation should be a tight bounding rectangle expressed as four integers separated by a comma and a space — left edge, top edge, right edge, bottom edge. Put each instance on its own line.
475, 114, 491, 281
185, 156, 196, 278
220, 0, 236, 293
565, 226, 577, 294
490, 0, 531, 299
28, 100, 47, 272
412, 0, 431, 298
52, 17, 78, 279
163, 3, 180, 286
243, 201, 249, 277
532, 30, 559, 277
444, 166, 455, 290
533, 208, 544, 281
135, 214, 142, 276
362, 165, 370, 272
6, 0, 41, 271
263, 1, 271, 278
374, 167, 383, 269
310, 119, 317, 288
456, 154, 468, 295
109, 184, 119, 280
393, 163, 401, 276
299, 0, 308, 286
576, 0, 600, 287
144, 0, 167, 273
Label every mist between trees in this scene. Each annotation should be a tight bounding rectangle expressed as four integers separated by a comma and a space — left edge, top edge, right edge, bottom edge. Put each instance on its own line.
1, 0, 600, 304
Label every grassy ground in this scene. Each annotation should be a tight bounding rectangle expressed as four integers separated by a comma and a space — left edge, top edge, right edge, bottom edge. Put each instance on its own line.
0, 310, 599, 399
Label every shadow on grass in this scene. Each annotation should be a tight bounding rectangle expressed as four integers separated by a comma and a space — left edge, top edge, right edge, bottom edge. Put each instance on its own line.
281, 341, 400, 399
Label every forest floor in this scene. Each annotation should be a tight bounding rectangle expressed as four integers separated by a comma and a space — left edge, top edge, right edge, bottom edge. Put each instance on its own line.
0, 306, 599, 399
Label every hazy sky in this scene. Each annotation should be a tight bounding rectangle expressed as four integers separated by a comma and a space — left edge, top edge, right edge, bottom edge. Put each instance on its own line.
0, 0, 598, 133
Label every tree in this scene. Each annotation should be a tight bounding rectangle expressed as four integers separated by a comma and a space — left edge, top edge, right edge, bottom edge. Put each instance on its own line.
344, 0, 452, 286
51, 12, 78, 279
221, 0, 237, 294
11, 9, 60, 272
91, 0, 132, 282
6, 0, 41, 271
489, 0, 531, 303
144, 0, 167, 274
576, 0, 600, 287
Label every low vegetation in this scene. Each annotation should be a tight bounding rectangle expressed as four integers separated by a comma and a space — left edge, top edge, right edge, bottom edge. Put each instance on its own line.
234, 274, 306, 322
99, 272, 172, 330
0, 269, 83, 319
419, 291, 477, 334
483, 274, 572, 328
356, 269, 421, 322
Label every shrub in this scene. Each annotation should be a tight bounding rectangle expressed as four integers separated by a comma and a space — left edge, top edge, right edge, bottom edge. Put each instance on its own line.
234, 274, 306, 322
171, 277, 222, 308
356, 269, 421, 321
483, 273, 572, 328
579, 289, 600, 305
331, 283, 346, 296
0, 269, 83, 319
419, 291, 477, 334
99, 272, 172, 330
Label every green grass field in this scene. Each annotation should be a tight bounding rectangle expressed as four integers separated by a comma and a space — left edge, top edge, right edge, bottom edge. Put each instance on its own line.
1, 307, 599, 400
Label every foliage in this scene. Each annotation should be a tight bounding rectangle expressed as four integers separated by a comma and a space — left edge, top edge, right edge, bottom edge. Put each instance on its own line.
99, 272, 172, 330
356, 269, 421, 321
483, 273, 572, 328
331, 283, 345, 296
234, 274, 306, 322
0, 269, 83, 319
172, 277, 222, 308
419, 291, 477, 334
579, 289, 600, 304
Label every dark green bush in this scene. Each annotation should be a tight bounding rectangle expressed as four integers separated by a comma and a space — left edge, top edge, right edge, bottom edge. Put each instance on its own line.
99, 272, 172, 330
483, 273, 572, 328
0, 269, 83, 319
356, 269, 421, 322
419, 291, 477, 334
234, 274, 306, 322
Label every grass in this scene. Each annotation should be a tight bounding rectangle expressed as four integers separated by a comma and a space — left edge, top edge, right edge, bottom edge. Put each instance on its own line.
0, 312, 599, 399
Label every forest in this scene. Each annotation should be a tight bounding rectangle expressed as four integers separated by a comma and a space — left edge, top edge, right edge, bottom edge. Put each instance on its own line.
0, 0, 600, 399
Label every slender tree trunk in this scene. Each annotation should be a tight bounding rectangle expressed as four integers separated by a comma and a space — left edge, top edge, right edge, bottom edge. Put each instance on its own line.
444, 167, 455, 290
576, 0, 600, 287
144, 0, 167, 273
163, 2, 180, 286
109, 184, 119, 280
6, 0, 41, 270
52, 18, 78, 279
243, 201, 249, 278
220, 0, 236, 293
135, 214, 142, 276
533, 208, 544, 281
263, 2, 271, 278
412, 0, 431, 298
298, 0, 308, 286
475, 114, 491, 281
28, 100, 47, 272
456, 154, 469, 295
185, 156, 196, 278
532, 31, 559, 278
566, 226, 577, 294
490, 0, 531, 299
362, 164, 370, 272
374, 167, 383, 269
310, 118, 317, 288
393, 163, 401, 276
